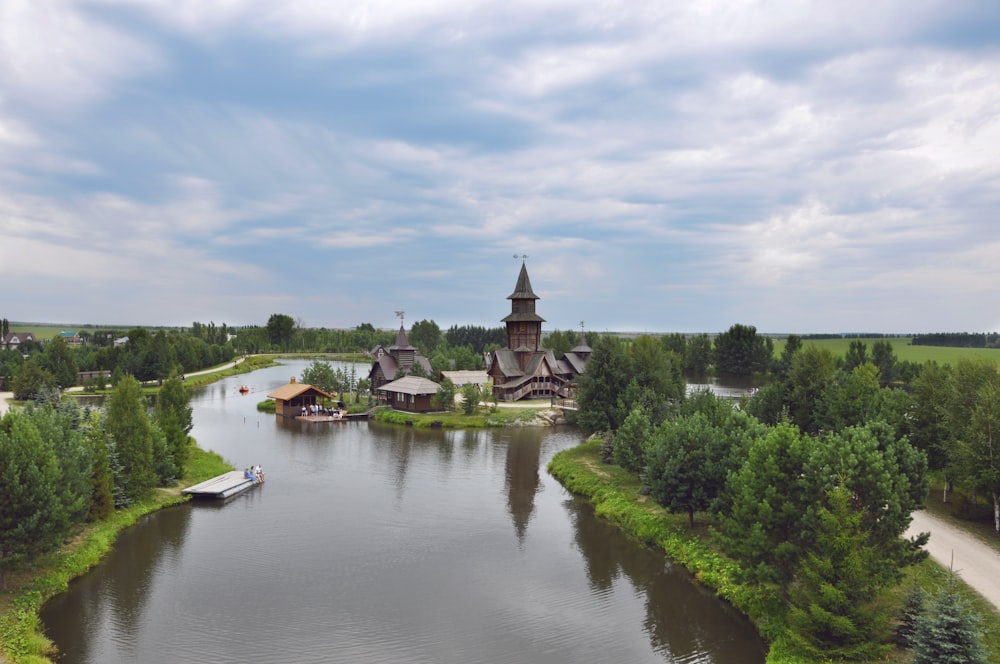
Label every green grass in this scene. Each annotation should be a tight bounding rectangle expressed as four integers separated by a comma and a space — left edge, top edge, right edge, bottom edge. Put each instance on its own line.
373, 405, 545, 428
0, 444, 232, 664
772, 337, 1000, 366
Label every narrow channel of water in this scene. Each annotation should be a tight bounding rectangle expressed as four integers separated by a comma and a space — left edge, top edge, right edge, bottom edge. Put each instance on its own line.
41, 360, 765, 663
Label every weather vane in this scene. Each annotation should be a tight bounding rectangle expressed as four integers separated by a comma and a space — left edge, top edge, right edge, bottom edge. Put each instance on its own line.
579, 321, 585, 334
394, 310, 405, 326
513, 254, 528, 261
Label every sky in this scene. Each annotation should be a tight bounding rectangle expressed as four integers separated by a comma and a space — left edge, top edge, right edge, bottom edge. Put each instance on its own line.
2, 1, 999, 335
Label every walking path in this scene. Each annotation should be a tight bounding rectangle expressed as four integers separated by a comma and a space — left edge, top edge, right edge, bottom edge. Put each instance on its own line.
0, 357, 250, 416
906, 509, 1000, 611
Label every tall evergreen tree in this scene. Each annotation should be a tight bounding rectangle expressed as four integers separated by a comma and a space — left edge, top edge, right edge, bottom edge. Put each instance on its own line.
786, 486, 894, 661
28, 402, 93, 527
155, 374, 194, 474
104, 375, 157, 502
85, 414, 115, 521
911, 574, 988, 664
715, 423, 816, 589
0, 412, 65, 590
576, 334, 630, 433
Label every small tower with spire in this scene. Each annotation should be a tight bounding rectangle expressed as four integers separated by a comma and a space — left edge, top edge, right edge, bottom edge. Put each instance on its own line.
502, 256, 545, 356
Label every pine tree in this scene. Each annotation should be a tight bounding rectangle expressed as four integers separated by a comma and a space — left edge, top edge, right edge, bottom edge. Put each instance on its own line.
0, 412, 66, 590
786, 485, 893, 661
104, 375, 157, 501
911, 574, 987, 664
155, 374, 193, 474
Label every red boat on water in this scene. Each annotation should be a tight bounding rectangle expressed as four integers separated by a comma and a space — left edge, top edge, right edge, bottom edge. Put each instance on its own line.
239, 385, 250, 394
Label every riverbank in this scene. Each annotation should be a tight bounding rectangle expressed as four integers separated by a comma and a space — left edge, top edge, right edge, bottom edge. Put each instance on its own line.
372, 403, 562, 428
547, 437, 1000, 664
0, 446, 233, 664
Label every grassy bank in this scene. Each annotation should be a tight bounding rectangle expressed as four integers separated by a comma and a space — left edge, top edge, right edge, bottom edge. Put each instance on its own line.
373, 406, 546, 428
0, 445, 233, 664
547, 438, 1000, 663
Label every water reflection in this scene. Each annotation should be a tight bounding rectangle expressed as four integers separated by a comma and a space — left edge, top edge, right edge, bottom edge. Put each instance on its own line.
43, 505, 192, 662
567, 496, 765, 662
504, 433, 542, 544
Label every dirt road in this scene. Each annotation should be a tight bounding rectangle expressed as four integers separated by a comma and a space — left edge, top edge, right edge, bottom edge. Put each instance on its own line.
906, 509, 1000, 611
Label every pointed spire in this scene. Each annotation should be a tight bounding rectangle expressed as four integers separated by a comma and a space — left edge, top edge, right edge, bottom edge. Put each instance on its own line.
391, 324, 414, 350
507, 260, 539, 301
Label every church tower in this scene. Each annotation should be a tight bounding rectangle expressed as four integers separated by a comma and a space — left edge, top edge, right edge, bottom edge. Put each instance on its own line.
502, 260, 545, 351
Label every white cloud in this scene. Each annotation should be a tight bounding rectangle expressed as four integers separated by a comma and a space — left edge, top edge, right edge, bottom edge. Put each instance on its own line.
0, 0, 161, 112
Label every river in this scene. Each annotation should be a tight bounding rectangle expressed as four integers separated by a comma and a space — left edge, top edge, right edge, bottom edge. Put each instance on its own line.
41, 359, 765, 663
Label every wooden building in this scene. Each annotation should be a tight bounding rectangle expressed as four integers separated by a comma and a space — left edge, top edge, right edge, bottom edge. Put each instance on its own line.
368, 325, 433, 397
267, 377, 336, 418
376, 375, 441, 413
487, 261, 569, 401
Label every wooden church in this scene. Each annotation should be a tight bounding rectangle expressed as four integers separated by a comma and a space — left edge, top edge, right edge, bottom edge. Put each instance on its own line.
487, 261, 590, 401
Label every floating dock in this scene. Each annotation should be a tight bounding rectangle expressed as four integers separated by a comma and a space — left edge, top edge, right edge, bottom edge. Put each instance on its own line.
183, 471, 259, 500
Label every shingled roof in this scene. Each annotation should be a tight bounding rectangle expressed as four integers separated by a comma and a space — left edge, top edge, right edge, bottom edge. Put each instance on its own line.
506, 261, 539, 300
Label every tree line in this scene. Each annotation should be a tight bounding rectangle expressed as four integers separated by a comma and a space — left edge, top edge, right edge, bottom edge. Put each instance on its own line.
575, 326, 998, 660
912, 332, 1000, 348
1, 326, 235, 401
0, 375, 193, 590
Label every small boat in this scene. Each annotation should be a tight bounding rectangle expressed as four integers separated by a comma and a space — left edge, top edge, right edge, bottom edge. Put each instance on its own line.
239, 385, 250, 394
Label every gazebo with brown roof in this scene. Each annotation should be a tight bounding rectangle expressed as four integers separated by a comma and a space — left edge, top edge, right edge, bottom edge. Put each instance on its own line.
267, 377, 336, 418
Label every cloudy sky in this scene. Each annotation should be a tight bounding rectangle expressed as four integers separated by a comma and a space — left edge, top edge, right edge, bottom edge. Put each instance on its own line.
2, 1, 998, 334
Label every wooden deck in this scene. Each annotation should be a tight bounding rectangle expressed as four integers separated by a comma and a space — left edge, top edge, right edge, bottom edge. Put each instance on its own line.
183, 471, 260, 499
297, 411, 369, 422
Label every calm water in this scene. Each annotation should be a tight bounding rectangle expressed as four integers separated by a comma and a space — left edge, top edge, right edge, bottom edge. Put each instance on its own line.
42, 360, 765, 663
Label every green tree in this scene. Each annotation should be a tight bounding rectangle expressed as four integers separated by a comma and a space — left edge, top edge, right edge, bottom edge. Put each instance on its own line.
104, 375, 157, 502
788, 345, 836, 435
431, 379, 456, 411
786, 485, 894, 661
155, 374, 193, 474
911, 573, 988, 664
266, 313, 296, 349
843, 340, 868, 372
684, 333, 713, 376
713, 323, 772, 376
543, 329, 578, 358
460, 382, 482, 415
828, 363, 881, 430
810, 423, 929, 586
646, 413, 728, 527
0, 412, 65, 590
909, 362, 952, 473
42, 337, 79, 388
301, 360, 339, 394
28, 402, 92, 527
11, 356, 57, 401
871, 340, 897, 387
576, 335, 631, 433
628, 334, 685, 407
948, 359, 998, 503
957, 376, 1000, 533
85, 414, 115, 521
647, 398, 763, 526
715, 423, 816, 589
409, 319, 443, 356
612, 407, 651, 477
774, 334, 802, 377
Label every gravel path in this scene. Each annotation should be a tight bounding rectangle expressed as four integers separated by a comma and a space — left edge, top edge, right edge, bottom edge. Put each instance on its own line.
0, 391, 11, 416
906, 509, 1000, 611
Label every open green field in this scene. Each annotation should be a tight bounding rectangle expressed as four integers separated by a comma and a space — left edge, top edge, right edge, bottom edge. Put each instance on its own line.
6, 323, 168, 341
772, 336, 1000, 365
